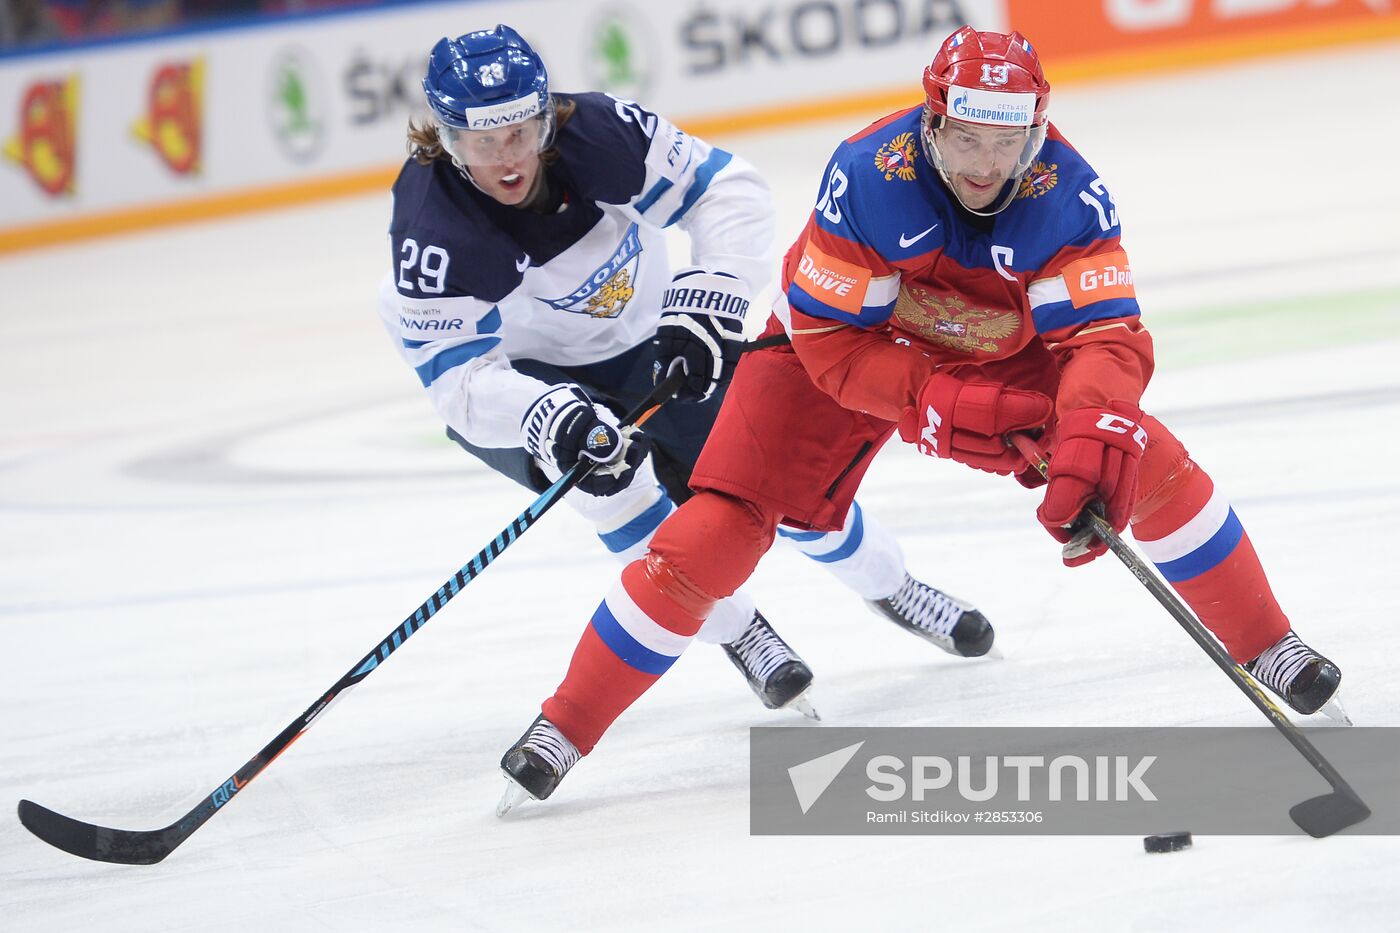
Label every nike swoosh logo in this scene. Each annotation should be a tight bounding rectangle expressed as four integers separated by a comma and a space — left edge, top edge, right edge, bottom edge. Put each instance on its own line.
898, 225, 938, 248
515, 254, 530, 273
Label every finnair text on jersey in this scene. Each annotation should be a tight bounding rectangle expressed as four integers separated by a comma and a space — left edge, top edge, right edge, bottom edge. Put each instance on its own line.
399, 316, 464, 331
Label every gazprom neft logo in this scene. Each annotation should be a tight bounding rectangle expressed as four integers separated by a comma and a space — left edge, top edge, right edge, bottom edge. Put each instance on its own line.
948, 88, 1035, 126
462, 92, 543, 129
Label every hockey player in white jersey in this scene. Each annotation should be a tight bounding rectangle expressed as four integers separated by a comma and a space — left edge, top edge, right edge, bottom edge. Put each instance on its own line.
378, 25, 996, 726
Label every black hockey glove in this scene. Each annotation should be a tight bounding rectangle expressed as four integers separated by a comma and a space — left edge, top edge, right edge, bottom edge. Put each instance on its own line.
652, 270, 751, 402
522, 384, 650, 497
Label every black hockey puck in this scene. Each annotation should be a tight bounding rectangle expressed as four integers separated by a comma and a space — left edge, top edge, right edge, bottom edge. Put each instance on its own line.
1143, 831, 1192, 853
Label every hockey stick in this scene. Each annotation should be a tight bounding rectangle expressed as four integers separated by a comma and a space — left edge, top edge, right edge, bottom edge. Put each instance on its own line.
17, 367, 697, 865
1008, 433, 1370, 838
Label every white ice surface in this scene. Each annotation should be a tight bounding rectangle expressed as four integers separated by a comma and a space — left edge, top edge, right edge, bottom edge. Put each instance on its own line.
3, 42, 1400, 933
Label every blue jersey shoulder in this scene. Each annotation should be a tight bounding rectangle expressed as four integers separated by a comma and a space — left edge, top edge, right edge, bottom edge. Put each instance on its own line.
1000, 129, 1123, 269
819, 108, 952, 260
389, 158, 522, 303
550, 91, 651, 206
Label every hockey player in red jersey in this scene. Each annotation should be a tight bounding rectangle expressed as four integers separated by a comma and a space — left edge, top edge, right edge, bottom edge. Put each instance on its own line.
495, 26, 1347, 811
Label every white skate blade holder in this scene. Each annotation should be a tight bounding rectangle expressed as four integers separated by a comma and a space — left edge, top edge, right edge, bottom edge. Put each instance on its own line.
787, 691, 821, 722
1315, 692, 1353, 727
496, 778, 533, 818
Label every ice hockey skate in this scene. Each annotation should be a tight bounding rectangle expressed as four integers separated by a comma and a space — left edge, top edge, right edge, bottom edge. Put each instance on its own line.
868, 573, 997, 658
722, 611, 820, 720
1246, 631, 1350, 724
497, 715, 582, 817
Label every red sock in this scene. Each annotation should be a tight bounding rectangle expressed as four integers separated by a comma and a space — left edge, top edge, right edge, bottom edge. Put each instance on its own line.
542, 560, 706, 754
540, 490, 778, 753
1131, 462, 1289, 662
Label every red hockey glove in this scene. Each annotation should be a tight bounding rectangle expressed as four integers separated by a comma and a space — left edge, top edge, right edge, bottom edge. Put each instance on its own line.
898, 374, 1053, 473
1036, 401, 1148, 567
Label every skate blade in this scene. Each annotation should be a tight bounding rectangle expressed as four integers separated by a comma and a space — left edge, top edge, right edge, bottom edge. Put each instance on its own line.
1315, 692, 1353, 726
786, 691, 822, 722
982, 643, 1005, 660
495, 778, 533, 818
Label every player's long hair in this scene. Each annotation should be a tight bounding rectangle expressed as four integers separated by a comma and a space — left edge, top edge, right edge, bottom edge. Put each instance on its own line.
407, 97, 577, 167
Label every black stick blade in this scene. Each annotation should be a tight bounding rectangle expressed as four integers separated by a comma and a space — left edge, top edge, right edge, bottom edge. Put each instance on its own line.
1289, 791, 1372, 838
18, 799, 182, 865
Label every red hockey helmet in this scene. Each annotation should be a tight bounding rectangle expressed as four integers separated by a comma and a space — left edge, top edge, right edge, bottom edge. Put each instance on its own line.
921, 27, 1051, 215
924, 27, 1050, 128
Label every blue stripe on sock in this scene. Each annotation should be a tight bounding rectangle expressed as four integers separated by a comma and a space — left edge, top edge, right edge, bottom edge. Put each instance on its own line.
777, 526, 825, 542
598, 491, 673, 554
804, 503, 865, 564
589, 601, 677, 675
1154, 508, 1245, 583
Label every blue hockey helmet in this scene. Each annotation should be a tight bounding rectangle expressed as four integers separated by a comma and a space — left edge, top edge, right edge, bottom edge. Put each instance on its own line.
423, 26, 556, 171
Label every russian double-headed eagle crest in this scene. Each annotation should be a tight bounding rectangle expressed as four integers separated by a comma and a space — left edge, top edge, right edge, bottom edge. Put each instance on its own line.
1016, 160, 1058, 200
892, 284, 1021, 355
874, 132, 918, 182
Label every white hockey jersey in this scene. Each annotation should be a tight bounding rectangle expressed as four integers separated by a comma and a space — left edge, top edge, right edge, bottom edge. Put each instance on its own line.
380, 91, 773, 449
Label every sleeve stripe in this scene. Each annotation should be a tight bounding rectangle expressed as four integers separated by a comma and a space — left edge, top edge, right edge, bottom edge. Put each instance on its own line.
788, 285, 893, 327
414, 336, 502, 387
1042, 321, 1134, 348
866, 273, 900, 307
787, 271, 899, 327
1032, 297, 1140, 334
634, 177, 674, 215
1028, 276, 1071, 310
663, 148, 733, 227
790, 322, 848, 335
